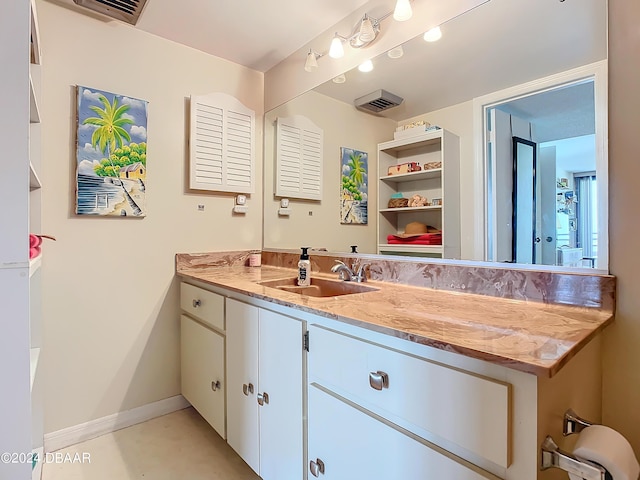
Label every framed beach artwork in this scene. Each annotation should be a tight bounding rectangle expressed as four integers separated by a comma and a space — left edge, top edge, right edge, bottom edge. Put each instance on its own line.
75, 86, 148, 217
340, 147, 368, 224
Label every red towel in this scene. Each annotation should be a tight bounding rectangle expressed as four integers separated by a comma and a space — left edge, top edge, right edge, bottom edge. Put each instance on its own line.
387, 233, 442, 245
30, 234, 42, 248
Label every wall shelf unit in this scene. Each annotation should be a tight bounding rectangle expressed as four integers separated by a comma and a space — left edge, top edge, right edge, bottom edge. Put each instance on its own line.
1, 0, 45, 478
377, 129, 460, 259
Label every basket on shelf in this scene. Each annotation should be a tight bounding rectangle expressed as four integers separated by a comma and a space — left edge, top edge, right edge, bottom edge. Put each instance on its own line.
387, 198, 409, 208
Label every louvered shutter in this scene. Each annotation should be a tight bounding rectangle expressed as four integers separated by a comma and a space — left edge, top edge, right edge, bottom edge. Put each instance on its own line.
189, 93, 255, 193
275, 115, 323, 200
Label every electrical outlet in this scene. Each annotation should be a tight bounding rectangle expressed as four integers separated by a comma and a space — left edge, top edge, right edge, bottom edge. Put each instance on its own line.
233, 205, 248, 214
198, 204, 205, 211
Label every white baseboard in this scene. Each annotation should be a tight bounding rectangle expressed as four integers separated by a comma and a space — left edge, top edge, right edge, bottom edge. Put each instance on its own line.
44, 395, 190, 453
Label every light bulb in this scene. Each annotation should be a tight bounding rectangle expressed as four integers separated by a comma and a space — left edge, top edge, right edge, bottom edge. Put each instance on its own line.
423, 26, 442, 42
304, 50, 318, 72
329, 34, 344, 59
358, 60, 374, 73
393, 0, 413, 21
358, 14, 376, 42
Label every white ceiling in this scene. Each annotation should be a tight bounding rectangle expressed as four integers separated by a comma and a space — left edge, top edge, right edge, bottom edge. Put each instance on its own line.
53, 0, 606, 136
57, 0, 374, 72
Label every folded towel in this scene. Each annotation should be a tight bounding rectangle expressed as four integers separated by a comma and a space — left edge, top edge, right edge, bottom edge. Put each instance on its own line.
387, 233, 442, 245
29, 246, 41, 260
29, 234, 42, 248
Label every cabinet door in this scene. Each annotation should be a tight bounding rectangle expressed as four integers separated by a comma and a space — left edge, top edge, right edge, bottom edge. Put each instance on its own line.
308, 385, 492, 480
258, 309, 304, 480
226, 299, 260, 473
180, 315, 226, 438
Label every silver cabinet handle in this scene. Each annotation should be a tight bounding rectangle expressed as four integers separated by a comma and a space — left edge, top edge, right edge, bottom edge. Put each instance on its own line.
369, 371, 389, 391
211, 380, 221, 391
309, 458, 325, 477
192, 299, 201, 308
242, 383, 254, 396
257, 392, 269, 406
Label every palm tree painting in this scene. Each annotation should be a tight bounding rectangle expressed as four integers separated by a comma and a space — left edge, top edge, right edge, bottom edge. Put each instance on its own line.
340, 147, 368, 224
75, 86, 148, 217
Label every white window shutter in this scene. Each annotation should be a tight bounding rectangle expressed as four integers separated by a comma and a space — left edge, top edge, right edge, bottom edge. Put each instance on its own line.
190, 93, 255, 193
276, 115, 323, 200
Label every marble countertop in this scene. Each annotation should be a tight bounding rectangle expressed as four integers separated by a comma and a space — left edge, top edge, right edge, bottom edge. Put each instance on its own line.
177, 263, 614, 378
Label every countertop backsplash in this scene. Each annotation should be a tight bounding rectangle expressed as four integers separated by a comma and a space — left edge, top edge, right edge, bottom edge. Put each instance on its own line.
176, 249, 615, 312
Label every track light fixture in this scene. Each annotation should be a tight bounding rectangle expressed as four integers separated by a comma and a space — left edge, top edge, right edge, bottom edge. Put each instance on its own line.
303, 0, 414, 72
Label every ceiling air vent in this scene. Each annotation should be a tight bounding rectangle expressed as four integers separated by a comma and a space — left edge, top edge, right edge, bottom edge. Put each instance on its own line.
354, 89, 404, 114
72, 0, 148, 25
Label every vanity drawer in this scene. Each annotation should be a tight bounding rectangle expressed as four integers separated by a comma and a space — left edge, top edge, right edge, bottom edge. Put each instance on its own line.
180, 282, 224, 331
308, 325, 511, 469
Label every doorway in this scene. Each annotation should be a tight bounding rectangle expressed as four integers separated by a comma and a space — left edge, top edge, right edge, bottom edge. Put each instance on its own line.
474, 62, 608, 270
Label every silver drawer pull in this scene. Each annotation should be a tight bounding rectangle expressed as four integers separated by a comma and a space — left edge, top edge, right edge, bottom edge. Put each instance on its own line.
211, 380, 221, 391
257, 392, 269, 406
242, 383, 254, 396
309, 458, 325, 477
369, 371, 389, 391
192, 299, 201, 308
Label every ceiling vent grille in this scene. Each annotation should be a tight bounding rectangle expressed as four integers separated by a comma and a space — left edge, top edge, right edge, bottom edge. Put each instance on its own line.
354, 89, 404, 114
72, 0, 148, 25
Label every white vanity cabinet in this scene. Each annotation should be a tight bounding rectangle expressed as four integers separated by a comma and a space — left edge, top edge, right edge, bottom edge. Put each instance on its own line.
307, 324, 509, 479
179, 284, 226, 438
226, 298, 305, 480
178, 276, 602, 480
308, 386, 493, 480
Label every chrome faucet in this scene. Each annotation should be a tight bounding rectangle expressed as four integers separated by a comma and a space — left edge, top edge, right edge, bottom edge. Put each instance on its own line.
331, 260, 370, 282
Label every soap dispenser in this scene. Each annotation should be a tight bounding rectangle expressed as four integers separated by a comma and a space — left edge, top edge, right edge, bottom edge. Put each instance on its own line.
298, 247, 311, 286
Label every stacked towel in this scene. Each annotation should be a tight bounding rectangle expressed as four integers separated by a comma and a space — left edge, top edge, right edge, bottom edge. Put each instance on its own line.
29, 234, 42, 259
387, 233, 442, 245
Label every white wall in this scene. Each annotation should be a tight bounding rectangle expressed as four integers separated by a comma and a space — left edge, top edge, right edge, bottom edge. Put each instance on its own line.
38, 0, 263, 433
264, 91, 395, 253
398, 102, 477, 259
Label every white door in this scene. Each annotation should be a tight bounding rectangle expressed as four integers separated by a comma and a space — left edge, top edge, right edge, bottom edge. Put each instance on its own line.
308, 386, 491, 480
226, 299, 260, 473
258, 310, 304, 480
181, 315, 226, 438
539, 146, 557, 265
488, 108, 513, 262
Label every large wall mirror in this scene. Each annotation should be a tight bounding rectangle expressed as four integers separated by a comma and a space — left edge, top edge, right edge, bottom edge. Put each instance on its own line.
263, 0, 608, 271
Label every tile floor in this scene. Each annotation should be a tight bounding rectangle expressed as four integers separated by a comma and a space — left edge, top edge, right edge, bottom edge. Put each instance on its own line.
42, 407, 260, 480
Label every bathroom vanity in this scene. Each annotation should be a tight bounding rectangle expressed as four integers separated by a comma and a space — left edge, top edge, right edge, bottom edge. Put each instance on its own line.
176, 251, 614, 480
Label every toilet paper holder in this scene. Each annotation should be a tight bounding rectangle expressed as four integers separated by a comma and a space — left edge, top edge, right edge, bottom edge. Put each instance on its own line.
541, 409, 605, 480
563, 408, 594, 436
541, 436, 607, 480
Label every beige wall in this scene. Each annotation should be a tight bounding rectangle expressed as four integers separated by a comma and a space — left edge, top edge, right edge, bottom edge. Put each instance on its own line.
603, 0, 640, 452
264, 91, 396, 253
39, 1, 263, 433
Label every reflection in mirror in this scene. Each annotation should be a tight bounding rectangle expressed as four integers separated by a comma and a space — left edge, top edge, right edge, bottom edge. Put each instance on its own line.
263, 0, 608, 271
512, 137, 537, 264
